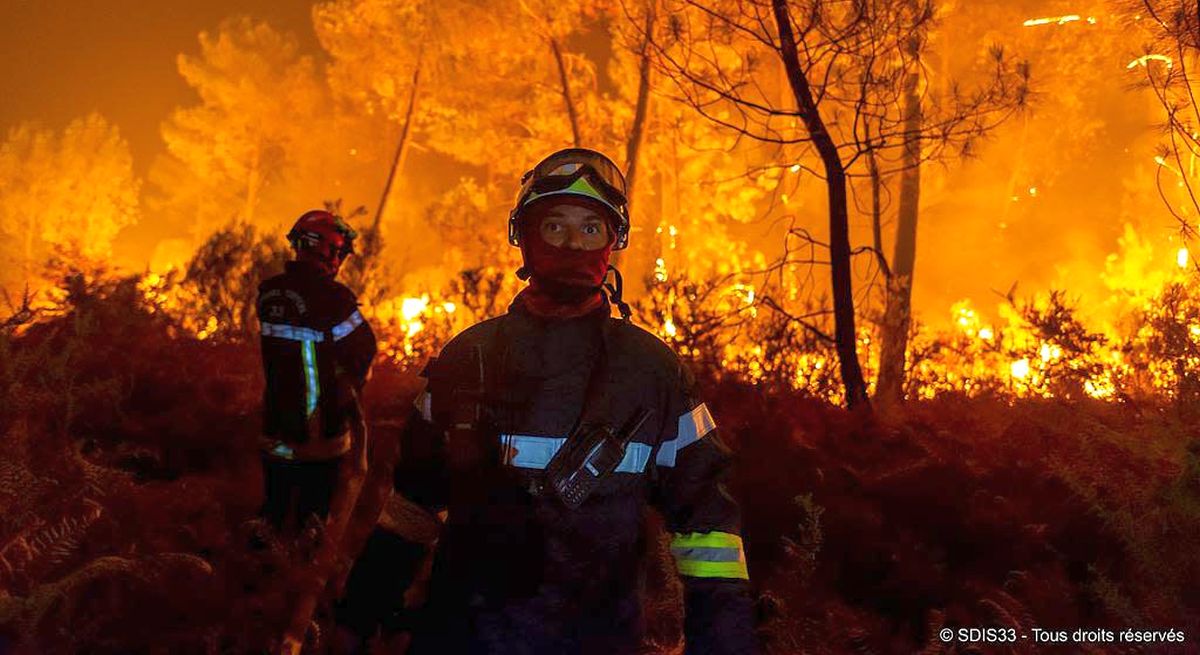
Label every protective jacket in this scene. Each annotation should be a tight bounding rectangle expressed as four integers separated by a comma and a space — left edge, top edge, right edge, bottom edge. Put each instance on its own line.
398, 300, 757, 654
257, 260, 376, 460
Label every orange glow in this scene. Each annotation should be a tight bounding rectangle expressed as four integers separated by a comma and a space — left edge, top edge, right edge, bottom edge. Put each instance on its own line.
4, 1, 1198, 405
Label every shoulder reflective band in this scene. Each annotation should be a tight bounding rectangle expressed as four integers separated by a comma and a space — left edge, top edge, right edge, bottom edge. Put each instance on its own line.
655, 402, 717, 468
261, 322, 325, 342
301, 340, 320, 416
414, 391, 433, 422
670, 531, 749, 580
331, 309, 364, 341
260, 309, 365, 343
499, 434, 653, 473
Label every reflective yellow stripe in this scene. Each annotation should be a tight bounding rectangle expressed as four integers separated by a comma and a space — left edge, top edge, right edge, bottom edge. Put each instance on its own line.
671, 531, 743, 550
670, 531, 749, 580
301, 340, 319, 416
675, 558, 749, 580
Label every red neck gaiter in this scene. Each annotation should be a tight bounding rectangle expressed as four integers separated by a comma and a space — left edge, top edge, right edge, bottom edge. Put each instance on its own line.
514, 204, 615, 319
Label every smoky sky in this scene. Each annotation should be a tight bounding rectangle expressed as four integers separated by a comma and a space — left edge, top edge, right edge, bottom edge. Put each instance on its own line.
0, 0, 321, 175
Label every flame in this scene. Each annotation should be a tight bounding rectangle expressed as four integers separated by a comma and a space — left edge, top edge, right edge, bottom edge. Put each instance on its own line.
120, 212, 1193, 406
10, 2, 1199, 414
1023, 15, 1086, 27
1127, 54, 1174, 69
196, 316, 218, 340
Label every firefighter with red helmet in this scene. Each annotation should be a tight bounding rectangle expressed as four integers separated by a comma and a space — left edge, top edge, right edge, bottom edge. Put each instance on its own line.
256, 210, 377, 532
375, 149, 758, 653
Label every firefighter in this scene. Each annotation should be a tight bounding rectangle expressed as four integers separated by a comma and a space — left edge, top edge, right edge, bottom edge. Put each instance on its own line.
390, 148, 758, 654
256, 209, 376, 534
257, 210, 378, 654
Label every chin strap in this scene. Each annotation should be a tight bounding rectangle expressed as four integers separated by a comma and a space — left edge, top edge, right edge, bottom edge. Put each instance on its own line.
516, 263, 630, 321
603, 265, 632, 322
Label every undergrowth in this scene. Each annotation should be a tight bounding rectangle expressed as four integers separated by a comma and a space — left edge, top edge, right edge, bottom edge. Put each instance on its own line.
0, 269, 1196, 654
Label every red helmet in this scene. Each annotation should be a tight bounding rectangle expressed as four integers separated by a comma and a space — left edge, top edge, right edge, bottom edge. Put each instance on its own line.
287, 210, 357, 275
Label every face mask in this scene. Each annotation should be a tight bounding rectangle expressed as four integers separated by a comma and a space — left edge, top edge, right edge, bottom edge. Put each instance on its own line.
296, 247, 345, 278
516, 202, 616, 315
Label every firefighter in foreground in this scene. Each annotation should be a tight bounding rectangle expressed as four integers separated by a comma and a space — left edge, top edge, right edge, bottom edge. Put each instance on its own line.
255, 210, 377, 653
393, 148, 757, 653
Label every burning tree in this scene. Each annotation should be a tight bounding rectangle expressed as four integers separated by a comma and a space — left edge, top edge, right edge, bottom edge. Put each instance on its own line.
640, 0, 1027, 408
313, 0, 701, 303
155, 18, 329, 239
314, 0, 443, 292
1135, 0, 1200, 245
315, 0, 612, 286
0, 114, 140, 289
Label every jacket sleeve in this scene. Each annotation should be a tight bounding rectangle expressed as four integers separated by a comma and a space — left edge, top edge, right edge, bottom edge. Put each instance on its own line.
255, 284, 280, 437
392, 359, 450, 513
330, 293, 377, 390
652, 361, 758, 655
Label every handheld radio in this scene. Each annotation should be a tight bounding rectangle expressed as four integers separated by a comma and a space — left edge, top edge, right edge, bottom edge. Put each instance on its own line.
544, 407, 652, 509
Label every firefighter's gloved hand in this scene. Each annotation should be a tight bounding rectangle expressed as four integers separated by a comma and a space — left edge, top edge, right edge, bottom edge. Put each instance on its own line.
278, 634, 303, 655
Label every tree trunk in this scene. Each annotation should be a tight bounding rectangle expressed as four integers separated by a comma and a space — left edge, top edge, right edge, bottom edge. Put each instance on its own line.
614, 0, 656, 270
772, 0, 869, 409
875, 27, 923, 407
624, 0, 657, 204
551, 38, 581, 147
868, 144, 884, 265
351, 58, 422, 293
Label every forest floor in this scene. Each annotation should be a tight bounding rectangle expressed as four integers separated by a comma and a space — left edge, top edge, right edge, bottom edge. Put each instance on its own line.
1, 283, 1197, 654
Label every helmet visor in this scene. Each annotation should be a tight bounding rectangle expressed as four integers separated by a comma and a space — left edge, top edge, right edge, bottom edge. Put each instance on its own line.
516, 150, 628, 215
532, 150, 627, 199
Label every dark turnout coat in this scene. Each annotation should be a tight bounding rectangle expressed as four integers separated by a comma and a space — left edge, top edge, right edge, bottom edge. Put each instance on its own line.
398, 301, 757, 654
256, 260, 376, 459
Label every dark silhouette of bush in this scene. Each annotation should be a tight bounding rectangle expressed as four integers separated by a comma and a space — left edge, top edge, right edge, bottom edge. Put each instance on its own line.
184, 221, 290, 342
2, 266, 1198, 653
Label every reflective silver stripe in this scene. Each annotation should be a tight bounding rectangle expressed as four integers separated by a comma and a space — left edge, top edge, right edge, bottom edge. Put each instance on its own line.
501, 435, 565, 469
269, 443, 296, 459
332, 309, 364, 341
414, 391, 432, 422
261, 310, 363, 343
498, 434, 653, 473
261, 322, 325, 342
655, 402, 716, 468
669, 531, 748, 579
620, 442, 652, 473
670, 545, 744, 563
678, 402, 716, 449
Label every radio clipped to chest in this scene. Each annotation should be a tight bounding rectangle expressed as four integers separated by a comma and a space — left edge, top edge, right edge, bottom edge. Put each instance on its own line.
543, 407, 651, 509
444, 317, 653, 509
